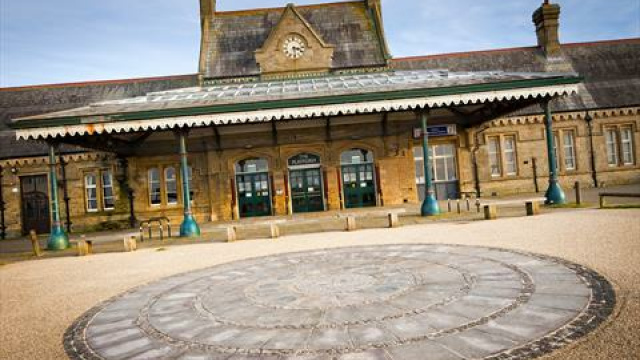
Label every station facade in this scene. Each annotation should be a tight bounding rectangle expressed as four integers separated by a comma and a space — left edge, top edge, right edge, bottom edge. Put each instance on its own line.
0, 1, 638, 240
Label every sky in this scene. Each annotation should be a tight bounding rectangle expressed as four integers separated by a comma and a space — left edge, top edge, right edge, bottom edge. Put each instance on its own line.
1, 0, 638, 87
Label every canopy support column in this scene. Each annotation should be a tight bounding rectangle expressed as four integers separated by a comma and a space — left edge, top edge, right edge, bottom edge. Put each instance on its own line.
47, 142, 69, 250
420, 111, 440, 216
178, 130, 200, 237
543, 100, 566, 205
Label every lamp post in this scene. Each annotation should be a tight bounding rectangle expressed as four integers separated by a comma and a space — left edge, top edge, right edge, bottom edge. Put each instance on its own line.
585, 111, 599, 188
47, 142, 69, 250
177, 130, 200, 237
419, 111, 440, 216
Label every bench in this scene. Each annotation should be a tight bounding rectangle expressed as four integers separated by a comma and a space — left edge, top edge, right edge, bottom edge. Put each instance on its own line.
481, 197, 546, 220
599, 192, 640, 208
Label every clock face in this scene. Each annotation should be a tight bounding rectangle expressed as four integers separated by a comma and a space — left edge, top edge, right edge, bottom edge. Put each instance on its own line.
282, 35, 306, 59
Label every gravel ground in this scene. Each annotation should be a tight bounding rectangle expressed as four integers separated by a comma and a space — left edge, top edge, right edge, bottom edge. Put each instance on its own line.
0, 208, 639, 360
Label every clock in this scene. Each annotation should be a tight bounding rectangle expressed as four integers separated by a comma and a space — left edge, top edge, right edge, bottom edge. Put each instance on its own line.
282, 35, 306, 59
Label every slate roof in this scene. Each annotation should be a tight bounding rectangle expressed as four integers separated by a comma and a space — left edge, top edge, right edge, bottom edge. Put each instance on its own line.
392, 38, 640, 113
0, 75, 198, 160
201, 1, 388, 79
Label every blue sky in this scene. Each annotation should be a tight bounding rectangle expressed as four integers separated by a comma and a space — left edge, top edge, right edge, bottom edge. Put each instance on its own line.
1, 0, 638, 87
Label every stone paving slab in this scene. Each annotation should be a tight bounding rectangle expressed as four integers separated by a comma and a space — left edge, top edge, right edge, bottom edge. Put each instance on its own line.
64, 245, 615, 360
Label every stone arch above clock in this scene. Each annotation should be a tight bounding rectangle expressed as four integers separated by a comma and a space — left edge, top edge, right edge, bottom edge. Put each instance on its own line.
255, 4, 335, 77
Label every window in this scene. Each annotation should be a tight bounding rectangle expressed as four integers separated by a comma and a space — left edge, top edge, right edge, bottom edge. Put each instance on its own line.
503, 136, 517, 176
488, 137, 502, 177
84, 170, 115, 212
621, 127, 635, 165
165, 167, 178, 205
85, 174, 98, 212
102, 171, 115, 210
563, 130, 577, 171
605, 128, 619, 166
149, 168, 162, 205
604, 126, 636, 167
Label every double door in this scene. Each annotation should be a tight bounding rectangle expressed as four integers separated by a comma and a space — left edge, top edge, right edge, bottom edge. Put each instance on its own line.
236, 173, 271, 218
342, 164, 376, 208
20, 175, 50, 235
290, 168, 324, 213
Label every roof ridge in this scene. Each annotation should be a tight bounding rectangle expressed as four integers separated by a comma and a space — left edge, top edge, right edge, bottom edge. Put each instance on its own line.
0, 74, 198, 92
392, 38, 640, 63
215, 0, 362, 16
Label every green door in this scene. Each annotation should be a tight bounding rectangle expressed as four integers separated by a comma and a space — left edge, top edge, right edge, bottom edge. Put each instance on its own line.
290, 168, 324, 213
342, 164, 376, 208
237, 173, 271, 217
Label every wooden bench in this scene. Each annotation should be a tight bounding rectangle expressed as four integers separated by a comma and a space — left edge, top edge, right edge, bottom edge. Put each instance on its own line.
481, 197, 546, 220
599, 192, 640, 208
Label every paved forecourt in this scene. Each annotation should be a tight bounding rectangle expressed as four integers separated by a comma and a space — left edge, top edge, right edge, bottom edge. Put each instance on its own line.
64, 244, 614, 359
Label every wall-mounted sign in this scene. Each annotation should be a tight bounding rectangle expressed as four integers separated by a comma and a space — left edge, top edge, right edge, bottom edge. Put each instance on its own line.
413, 125, 457, 139
288, 153, 321, 167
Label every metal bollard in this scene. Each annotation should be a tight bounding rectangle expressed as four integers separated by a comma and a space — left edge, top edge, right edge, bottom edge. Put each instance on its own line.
447, 199, 452, 212
456, 199, 461, 214
466, 198, 471, 211
29, 230, 42, 257
159, 223, 164, 241
475, 199, 481, 213
575, 181, 582, 205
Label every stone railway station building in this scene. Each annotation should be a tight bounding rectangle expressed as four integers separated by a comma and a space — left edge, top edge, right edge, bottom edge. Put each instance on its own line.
0, 0, 638, 243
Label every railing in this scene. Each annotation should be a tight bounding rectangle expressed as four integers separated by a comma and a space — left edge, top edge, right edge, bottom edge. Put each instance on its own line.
139, 217, 172, 241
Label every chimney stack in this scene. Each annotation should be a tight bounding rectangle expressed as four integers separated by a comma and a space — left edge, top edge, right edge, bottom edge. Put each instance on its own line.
200, 0, 216, 27
533, 1, 562, 58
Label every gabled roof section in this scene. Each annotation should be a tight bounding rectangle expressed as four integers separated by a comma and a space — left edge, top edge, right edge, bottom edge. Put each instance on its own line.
257, 3, 332, 51
200, 1, 389, 80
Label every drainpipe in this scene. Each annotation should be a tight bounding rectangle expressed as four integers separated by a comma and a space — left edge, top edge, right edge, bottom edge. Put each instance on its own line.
58, 153, 72, 233
0, 165, 5, 240
471, 125, 490, 198
585, 111, 599, 188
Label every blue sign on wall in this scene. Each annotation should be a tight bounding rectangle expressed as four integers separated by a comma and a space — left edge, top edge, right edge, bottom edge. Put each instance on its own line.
413, 125, 457, 139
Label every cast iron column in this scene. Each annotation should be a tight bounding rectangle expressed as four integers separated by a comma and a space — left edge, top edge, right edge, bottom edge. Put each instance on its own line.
178, 130, 200, 237
542, 100, 566, 205
0, 165, 6, 240
47, 142, 69, 250
420, 111, 440, 216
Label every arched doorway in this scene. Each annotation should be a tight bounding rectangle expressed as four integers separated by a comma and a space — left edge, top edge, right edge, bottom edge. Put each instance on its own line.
288, 153, 325, 213
235, 158, 271, 218
340, 149, 377, 209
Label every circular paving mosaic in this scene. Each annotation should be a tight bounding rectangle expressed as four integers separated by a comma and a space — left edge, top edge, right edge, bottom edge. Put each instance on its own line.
65, 245, 615, 360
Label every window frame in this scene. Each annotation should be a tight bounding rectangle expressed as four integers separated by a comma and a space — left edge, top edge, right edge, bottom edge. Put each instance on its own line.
502, 135, 518, 176
620, 126, 635, 166
487, 136, 502, 178
164, 167, 179, 206
84, 173, 99, 213
148, 168, 162, 207
83, 169, 116, 213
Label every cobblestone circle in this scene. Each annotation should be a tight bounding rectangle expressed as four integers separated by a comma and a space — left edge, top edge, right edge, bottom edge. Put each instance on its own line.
64, 245, 615, 359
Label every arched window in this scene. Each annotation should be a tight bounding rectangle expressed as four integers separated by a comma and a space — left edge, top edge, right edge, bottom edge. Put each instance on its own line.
340, 148, 374, 165
148, 168, 161, 205
165, 167, 178, 205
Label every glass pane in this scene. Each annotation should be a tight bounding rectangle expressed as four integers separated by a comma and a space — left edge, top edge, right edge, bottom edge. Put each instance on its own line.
605, 130, 618, 165
236, 159, 269, 173
340, 149, 373, 165
621, 128, 634, 164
